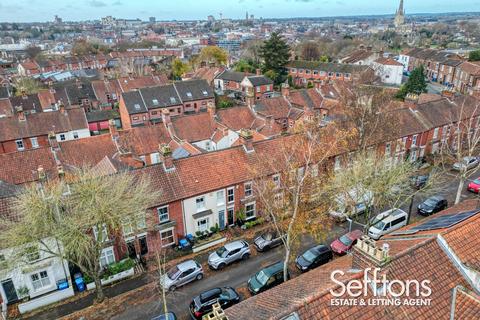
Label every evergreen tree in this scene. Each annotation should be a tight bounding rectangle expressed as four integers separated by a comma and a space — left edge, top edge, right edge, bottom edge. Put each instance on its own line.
260, 32, 291, 84
469, 49, 480, 61
396, 65, 427, 100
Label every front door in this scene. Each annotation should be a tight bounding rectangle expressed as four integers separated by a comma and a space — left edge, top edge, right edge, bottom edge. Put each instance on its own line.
227, 207, 234, 226
139, 236, 148, 255
218, 209, 225, 230
126, 241, 136, 259
1, 279, 18, 304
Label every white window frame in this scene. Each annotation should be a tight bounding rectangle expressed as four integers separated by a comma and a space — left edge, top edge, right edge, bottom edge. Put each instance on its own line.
311, 164, 319, 177
30, 270, 51, 292
73, 131, 79, 139
93, 224, 108, 242
157, 206, 169, 223
160, 228, 175, 247
245, 202, 256, 220
216, 190, 225, 206
100, 247, 115, 268
30, 137, 39, 148
15, 139, 24, 151
272, 174, 281, 188
196, 197, 206, 211
412, 134, 418, 147
227, 187, 235, 203
334, 156, 341, 171
151, 152, 160, 164
244, 182, 253, 197
196, 218, 210, 232
59, 134, 66, 141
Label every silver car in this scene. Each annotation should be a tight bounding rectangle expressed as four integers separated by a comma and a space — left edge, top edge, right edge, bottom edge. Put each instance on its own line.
160, 260, 203, 291
208, 240, 250, 270
453, 156, 479, 171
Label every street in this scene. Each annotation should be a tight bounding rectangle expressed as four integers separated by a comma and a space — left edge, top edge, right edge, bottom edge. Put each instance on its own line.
112, 169, 480, 320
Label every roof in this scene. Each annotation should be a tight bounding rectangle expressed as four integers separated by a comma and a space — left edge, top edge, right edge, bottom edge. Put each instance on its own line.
0, 98, 12, 116
458, 61, 480, 76
215, 70, 250, 82
174, 79, 214, 102
288, 88, 324, 110
0, 108, 88, 142
287, 60, 371, 74
246, 75, 274, 87
64, 81, 97, 105
374, 57, 403, 67
56, 134, 118, 168
451, 287, 480, 320
171, 112, 216, 142
85, 109, 120, 123
341, 49, 376, 64
118, 125, 172, 155
10, 93, 41, 112
216, 106, 259, 131
254, 97, 291, 120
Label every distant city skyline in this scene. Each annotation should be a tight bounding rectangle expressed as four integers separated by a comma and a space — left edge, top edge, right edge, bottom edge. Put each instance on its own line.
0, 0, 479, 22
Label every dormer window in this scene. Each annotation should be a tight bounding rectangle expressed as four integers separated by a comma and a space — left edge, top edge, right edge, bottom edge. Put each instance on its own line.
152, 99, 159, 105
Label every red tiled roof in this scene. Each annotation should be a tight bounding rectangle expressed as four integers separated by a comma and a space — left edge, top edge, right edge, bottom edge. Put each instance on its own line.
288, 88, 324, 110
452, 287, 480, 320
0, 98, 12, 116
56, 134, 118, 168
118, 125, 172, 156
375, 57, 403, 66
254, 96, 291, 120
171, 112, 216, 142
37, 90, 57, 111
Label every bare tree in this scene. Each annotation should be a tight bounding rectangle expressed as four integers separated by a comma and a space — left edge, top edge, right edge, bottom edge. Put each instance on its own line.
252, 120, 345, 281
0, 168, 159, 302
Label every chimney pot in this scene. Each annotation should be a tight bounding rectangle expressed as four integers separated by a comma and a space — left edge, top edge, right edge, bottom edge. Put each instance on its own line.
207, 102, 216, 118
160, 144, 174, 171
281, 83, 290, 98
162, 109, 171, 125
109, 119, 119, 139
15, 106, 26, 121
239, 129, 254, 153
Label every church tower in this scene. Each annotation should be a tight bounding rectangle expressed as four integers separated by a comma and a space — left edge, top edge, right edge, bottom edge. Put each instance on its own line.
394, 0, 405, 27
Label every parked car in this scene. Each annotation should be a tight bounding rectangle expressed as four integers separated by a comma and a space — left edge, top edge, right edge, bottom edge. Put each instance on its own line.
453, 156, 479, 171
253, 231, 284, 252
189, 287, 240, 320
330, 230, 363, 255
247, 261, 289, 295
368, 208, 408, 240
329, 188, 373, 222
160, 260, 203, 291
152, 312, 177, 320
468, 178, 480, 193
207, 240, 250, 270
417, 196, 448, 216
295, 245, 333, 272
410, 174, 429, 189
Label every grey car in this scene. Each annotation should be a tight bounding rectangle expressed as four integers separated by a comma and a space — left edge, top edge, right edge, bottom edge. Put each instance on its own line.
208, 240, 250, 270
160, 260, 203, 291
253, 231, 284, 252
453, 156, 479, 171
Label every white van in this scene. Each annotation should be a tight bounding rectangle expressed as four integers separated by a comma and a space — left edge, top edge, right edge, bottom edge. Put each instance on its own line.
368, 208, 408, 240
329, 188, 373, 222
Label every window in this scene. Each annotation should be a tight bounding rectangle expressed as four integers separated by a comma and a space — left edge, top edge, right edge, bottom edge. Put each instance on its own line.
266, 85, 271, 91
273, 174, 280, 188
122, 219, 134, 236
31, 271, 51, 291
25, 246, 40, 262
334, 156, 341, 171
385, 142, 392, 156
245, 203, 256, 219
152, 99, 159, 105
100, 248, 115, 267
157, 206, 169, 223
227, 188, 234, 203
196, 197, 205, 211
244, 182, 253, 197
15, 139, 24, 151
151, 152, 160, 164
216, 190, 225, 206
73, 132, 79, 139
412, 135, 418, 146
160, 229, 175, 247
59, 134, 66, 141
30, 137, 39, 148
93, 224, 108, 242
311, 164, 319, 177
202, 90, 208, 96
134, 104, 141, 110
256, 86, 261, 93
132, 116, 139, 120
169, 97, 176, 104
197, 218, 210, 232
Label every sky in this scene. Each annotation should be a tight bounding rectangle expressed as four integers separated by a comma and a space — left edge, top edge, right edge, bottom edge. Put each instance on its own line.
0, 0, 479, 22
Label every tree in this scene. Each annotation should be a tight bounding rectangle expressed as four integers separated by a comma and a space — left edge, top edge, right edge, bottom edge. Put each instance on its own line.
13, 77, 43, 96
260, 31, 290, 84
396, 66, 427, 100
469, 49, 480, 61
0, 168, 159, 302
233, 59, 258, 73
198, 46, 228, 66
252, 120, 345, 282
241, 40, 264, 65
25, 45, 42, 59
72, 39, 110, 57
171, 58, 191, 80
299, 42, 321, 61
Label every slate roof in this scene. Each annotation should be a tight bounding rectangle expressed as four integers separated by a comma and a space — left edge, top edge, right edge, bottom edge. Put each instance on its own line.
10, 94, 41, 112
215, 70, 250, 82
246, 75, 273, 87
287, 60, 371, 73
140, 84, 181, 109
85, 109, 120, 123
122, 91, 148, 115
64, 81, 97, 105
174, 79, 214, 102
0, 87, 10, 99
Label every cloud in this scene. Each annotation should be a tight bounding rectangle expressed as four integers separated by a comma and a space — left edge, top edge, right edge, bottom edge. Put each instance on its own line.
112, 0, 122, 5
88, 0, 107, 7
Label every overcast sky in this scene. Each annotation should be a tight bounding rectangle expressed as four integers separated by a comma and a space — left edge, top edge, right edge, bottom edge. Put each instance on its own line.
0, 0, 479, 22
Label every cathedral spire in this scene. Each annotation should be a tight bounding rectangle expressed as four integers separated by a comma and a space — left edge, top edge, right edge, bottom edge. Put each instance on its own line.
398, 0, 404, 14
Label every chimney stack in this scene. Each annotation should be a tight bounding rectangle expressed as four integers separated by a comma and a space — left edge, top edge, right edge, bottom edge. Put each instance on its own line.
15, 106, 25, 121
281, 83, 290, 98
109, 119, 119, 140
161, 109, 171, 125
352, 236, 390, 269
48, 131, 59, 150
207, 102, 216, 119
239, 129, 254, 153
404, 93, 419, 110
160, 144, 175, 171
59, 103, 66, 114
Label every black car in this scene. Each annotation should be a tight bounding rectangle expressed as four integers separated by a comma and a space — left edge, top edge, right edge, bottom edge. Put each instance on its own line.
411, 174, 429, 189
253, 231, 284, 252
295, 245, 333, 272
189, 287, 240, 319
247, 261, 289, 295
417, 196, 448, 216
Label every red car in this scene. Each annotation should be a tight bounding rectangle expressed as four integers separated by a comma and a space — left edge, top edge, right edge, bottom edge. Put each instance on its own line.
468, 178, 480, 193
330, 230, 363, 255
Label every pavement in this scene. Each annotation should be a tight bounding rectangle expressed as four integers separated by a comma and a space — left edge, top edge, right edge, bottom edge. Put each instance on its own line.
21, 168, 480, 320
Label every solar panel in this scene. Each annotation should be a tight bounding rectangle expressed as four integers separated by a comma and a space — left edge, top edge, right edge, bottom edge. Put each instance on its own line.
409, 210, 479, 232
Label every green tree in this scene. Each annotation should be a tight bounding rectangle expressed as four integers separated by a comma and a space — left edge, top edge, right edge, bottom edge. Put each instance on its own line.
0, 169, 159, 303
260, 31, 291, 84
171, 58, 191, 79
14, 77, 44, 96
233, 59, 258, 73
469, 49, 480, 61
198, 46, 228, 66
396, 66, 427, 100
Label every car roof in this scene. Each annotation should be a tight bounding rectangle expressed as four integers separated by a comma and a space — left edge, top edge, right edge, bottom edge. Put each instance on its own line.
346, 229, 363, 238
224, 240, 245, 251
428, 195, 445, 202
199, 287, 222, 303
177, 259, 197, 271
376, 208, 406, 220
261, 261, 284, 276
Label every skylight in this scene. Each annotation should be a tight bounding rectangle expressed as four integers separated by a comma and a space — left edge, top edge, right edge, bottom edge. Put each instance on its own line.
170, 97, 176, 103
152, 99, 159, 105
202, 90, 208, 96
186, 92, 193, 98
134, 104, 141, 110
